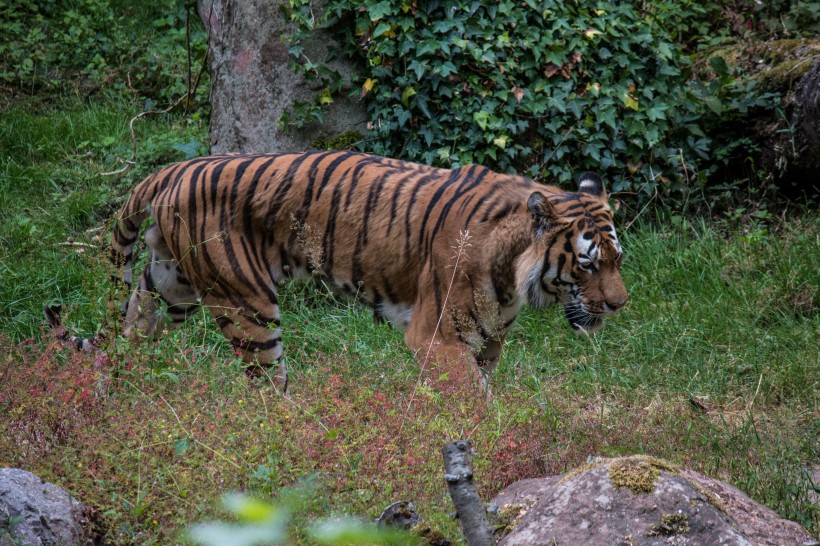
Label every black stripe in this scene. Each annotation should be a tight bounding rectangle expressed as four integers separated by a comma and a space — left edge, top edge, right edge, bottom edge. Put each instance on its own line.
316, 151, 355, 199
233, 336, 281, 352
417, 167, 465, 247
463, 184, 501, 229
208, 158, 234, 217
288, 151, 337, 248
343, 158, 377, 212
265, 152, 314, 232
433, 269, 443, 319
384, 168, 417, 235
361, 170, 390, 246
402, 171, 439, 255
427, 165, 487, 252
322, 168, 350, 272
242, 157, 280, 275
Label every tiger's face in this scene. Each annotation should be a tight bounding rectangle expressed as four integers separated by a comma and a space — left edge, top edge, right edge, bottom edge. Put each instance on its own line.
519, 172, 628, 334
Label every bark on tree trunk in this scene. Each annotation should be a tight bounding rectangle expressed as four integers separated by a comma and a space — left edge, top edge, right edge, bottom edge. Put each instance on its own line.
442, 441, 496, 546
196, 0, 366, 154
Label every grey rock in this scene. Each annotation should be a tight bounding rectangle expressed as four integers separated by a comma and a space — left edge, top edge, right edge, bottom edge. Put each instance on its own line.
491, 456, 818, 546
0, 468, 97, 546
377, 501, 422, 530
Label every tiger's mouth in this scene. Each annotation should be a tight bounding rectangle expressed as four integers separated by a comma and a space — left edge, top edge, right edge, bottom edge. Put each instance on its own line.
563, 301, 604, 334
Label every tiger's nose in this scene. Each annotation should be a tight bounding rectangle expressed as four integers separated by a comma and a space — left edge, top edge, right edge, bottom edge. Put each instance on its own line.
605, 296, 627, 312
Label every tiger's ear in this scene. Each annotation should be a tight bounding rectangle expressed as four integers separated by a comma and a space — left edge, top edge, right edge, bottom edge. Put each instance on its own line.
527, 191, 563, 232
577, 172, 607, 199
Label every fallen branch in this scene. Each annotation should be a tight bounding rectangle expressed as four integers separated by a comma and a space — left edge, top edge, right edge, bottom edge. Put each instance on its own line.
442, 441, 496, 546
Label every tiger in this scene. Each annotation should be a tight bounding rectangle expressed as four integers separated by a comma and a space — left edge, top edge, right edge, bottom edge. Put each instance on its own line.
47, 151, 628, 392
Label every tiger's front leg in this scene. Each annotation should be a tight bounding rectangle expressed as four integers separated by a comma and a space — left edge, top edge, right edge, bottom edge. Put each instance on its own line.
405, 304, 488, 394
205, 297, 288, 393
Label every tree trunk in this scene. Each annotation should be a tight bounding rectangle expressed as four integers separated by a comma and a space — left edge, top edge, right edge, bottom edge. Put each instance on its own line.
442, 441, 496, 546
196, 0, 366, 154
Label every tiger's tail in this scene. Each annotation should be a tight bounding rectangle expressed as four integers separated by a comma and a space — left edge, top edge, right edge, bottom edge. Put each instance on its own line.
109, 173, 157, 294
44, 304, 105, 350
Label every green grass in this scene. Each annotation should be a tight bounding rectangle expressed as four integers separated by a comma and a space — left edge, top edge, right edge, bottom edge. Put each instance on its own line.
0, 94, 817, 544
0, 96, 208, 339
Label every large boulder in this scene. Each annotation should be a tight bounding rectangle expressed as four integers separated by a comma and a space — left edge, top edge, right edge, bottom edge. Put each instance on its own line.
490, 455, 818, 546
0, 468, 99, 546
705, 38, 820, 198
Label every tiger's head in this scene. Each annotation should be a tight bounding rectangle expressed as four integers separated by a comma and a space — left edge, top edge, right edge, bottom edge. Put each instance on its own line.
517, 172, 628, 334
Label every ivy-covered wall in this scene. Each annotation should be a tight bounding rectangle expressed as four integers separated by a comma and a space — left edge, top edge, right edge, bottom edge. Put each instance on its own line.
286, 0, 809, 213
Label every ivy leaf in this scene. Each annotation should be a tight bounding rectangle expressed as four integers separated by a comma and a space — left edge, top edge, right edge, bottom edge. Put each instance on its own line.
702, 96, 722, 115
473, 111, 490, 130
400, 86, 416, 107
416, 39, 440, 56
646, 105, 667, 122
709, 55, 729, 77
597, 108, 617, 130
396, 108, 412, 127
372, 21, 392, 38
438, 61, 458, 77
407, 60, 426, 79
318, 88, 333, 106
656, 42, 673, 60
367, 1, 393, 21
419, 126, 434, 146
361, 78, 377, 98
415, 95, 432, 119
623, 93, 639, 111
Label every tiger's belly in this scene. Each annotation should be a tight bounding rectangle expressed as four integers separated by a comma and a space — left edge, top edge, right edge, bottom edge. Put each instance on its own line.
376, 301, 413, 330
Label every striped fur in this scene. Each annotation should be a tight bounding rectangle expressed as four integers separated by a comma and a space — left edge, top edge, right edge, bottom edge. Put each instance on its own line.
51, 151, 627, 390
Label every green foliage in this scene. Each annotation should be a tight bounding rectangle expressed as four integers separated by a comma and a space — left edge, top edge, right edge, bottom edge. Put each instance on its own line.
723, 0, 820, 37
286, 0, 778, 212
189, 486, 416, 546
0, 97, 208, 340
0, 0, 208, 102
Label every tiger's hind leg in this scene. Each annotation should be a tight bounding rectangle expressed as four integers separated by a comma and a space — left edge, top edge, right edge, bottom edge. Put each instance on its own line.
122, 224, 201, 340
206, 298, 287, 392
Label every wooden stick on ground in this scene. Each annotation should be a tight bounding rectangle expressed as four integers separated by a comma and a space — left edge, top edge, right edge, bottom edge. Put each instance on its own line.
442, 440, 496, 546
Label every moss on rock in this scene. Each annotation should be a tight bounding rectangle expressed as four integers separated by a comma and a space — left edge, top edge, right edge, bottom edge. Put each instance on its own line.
311, 130, 363, 150
699, 38, 820, 91
607, 455, 679, 494
648, 512, 690, 536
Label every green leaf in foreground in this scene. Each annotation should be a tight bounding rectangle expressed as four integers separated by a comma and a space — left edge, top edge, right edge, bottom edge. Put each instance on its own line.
189, 494, 416, 546
309, 516, 417, 545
